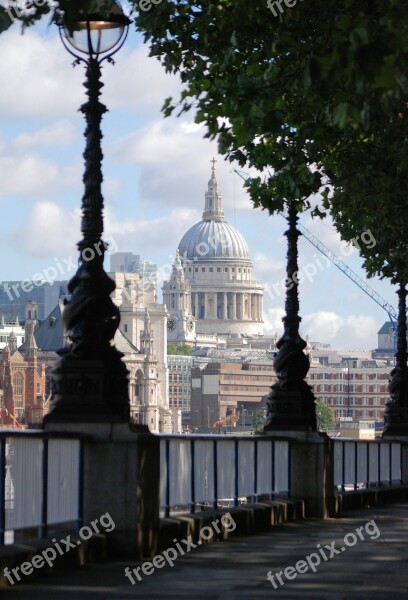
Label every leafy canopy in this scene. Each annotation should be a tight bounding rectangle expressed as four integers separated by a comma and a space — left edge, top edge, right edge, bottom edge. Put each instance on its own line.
315, 400, 336, 430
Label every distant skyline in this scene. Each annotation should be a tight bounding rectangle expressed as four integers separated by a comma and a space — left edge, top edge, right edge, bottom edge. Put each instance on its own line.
0, 17, 397, 350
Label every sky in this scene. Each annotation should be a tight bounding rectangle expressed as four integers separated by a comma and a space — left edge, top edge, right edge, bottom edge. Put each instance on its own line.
0, 12, 398, 351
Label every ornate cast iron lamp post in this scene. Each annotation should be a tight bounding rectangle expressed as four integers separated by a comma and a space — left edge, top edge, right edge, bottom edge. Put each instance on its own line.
46, 3, 131, 422
383, 283, 408, 436
264, 201, 317, 431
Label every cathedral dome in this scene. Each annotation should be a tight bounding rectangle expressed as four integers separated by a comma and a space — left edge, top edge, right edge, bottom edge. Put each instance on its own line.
178, 158, 250, 262
178, 219, 249, 261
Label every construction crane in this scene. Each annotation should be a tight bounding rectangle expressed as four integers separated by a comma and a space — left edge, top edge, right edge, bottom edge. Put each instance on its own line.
233, 169, 398, 341
213, 411, 240, 429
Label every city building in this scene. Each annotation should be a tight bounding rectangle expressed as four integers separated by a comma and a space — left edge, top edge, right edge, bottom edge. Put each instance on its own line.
17, 271, 177, 433
308, 353, 390, 421
190, 359, 274, 430
110, 252, 157, 283
372, 321, 400, 361
0, 316, 25, 350
109, 271, 170, 429
167, 354, 193, 428
0, 302, 46, 426
0, 280, 67, 323
163, 160, 264, 342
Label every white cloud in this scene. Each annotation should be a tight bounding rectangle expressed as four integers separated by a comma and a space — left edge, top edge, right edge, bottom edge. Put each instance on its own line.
263, 308, 378, 351
103, 43, 181, 115
11, 120, 78, 152
253, 252, 284, 275
11, 201, 79, 258
263, 307, 285, 336
0, 154, 78, 199
301, 311, 378, 350
0, 28, 83, 119
104, 206, 201, 263
109, 116, 255, 215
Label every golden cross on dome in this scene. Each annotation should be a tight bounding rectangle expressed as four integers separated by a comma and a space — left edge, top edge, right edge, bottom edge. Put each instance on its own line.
211, 157, 217, 178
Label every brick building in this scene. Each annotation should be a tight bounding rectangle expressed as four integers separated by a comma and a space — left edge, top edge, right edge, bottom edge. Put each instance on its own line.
308, 359, 390, 421
0, 303, 46, 426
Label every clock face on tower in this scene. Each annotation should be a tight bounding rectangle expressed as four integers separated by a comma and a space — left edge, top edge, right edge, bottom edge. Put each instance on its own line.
167, 316, 177, 331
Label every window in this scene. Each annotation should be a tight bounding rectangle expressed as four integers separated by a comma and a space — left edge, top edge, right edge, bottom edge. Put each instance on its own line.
202, 267, 205, 272
217, 268, 221, 272
195, 268, 198, 272
124, 324, 128, 333
209, 267, 213, 272
225, 268, 228, 272
13, 373, 24, 409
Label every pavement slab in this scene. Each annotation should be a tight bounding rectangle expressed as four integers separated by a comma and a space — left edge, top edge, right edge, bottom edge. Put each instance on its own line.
4, 503, 408, 599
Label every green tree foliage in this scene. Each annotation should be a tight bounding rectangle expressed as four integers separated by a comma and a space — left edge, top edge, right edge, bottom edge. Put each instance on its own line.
167, 343, 192, 356
252, 410, 266, 433
323, 110, 408, 284
136, 0, 408, 219
314, 400, 336, 430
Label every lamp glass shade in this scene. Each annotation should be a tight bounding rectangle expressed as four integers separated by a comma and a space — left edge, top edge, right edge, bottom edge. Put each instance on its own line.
63, 19, 125, 56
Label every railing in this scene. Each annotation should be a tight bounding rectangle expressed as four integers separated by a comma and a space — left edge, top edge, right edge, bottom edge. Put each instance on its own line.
0, 430, 83, 546
159, 434, 290, 517
333, 439, 403, 492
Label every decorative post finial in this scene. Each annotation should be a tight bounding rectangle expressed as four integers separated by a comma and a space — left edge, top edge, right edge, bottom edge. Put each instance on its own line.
211, 157, 217, 179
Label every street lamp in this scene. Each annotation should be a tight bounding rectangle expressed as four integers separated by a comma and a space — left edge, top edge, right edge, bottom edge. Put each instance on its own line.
46, 2, 131, 423
384, 283, 408, 436
264, 202, 317, 431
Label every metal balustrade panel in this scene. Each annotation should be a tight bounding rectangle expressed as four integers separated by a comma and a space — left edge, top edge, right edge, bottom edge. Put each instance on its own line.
274, 441, 289, 494
368, 444, 379, 485
333, 442, 343, 487
343, 442, 356, 488
194, 440, 214, 503
391, 443, 402, 482
5, 437, 43, 530
238, 441, 255, 497
217, 441, 235, 499
159, 439, 167, 509
380, 443, 390, 483
169, 439, 191, 506
356, 443, 368, 487
256, 440, 273, 495
47, 439, 81, 524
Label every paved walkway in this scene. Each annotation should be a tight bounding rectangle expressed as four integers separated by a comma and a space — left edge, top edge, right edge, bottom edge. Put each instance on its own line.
5, 503, 408, 599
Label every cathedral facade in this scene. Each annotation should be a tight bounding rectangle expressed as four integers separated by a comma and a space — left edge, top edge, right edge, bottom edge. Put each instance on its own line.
163, 161, 264, 342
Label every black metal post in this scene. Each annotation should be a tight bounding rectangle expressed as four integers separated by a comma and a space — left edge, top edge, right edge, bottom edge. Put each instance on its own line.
383, 283, 408, 436
264, 202, 317, 430
45, 57, 129, 422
